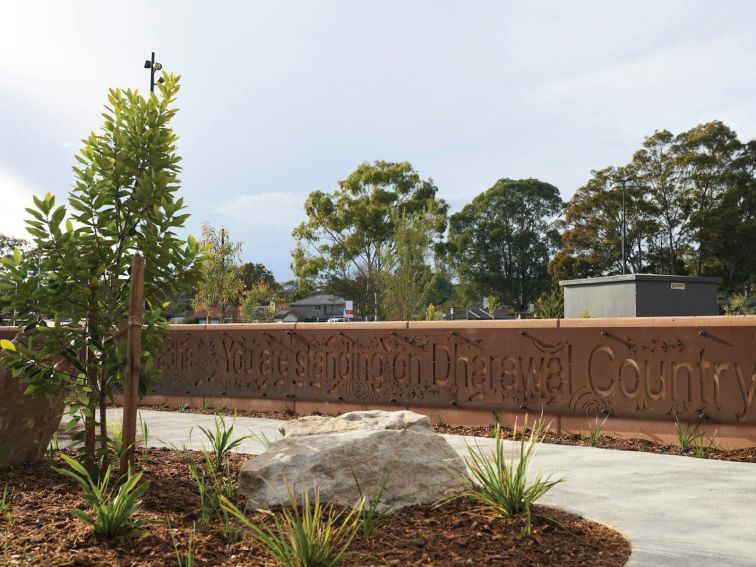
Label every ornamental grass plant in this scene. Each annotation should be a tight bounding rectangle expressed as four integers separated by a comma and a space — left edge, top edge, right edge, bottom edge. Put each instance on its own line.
220, 484, 365, 567
53, 454, 149, 537
455, 417, 563, 532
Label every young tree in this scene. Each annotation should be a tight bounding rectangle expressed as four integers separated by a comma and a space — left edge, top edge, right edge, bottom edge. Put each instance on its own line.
240, 282, 280, 322
0, 74, 200, 469
381, 208, 442, 320
192, 224, 243, 323
447, 178, 562, 311
292, 161, 447, 320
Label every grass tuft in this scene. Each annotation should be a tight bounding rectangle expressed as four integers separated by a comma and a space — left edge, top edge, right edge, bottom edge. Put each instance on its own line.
220, 484, 364, 567
453, 417, 563, 533
587, 414, 608, 447
53, 454, 149, 538
352, 469, 391, 538
198, 416, 252, 472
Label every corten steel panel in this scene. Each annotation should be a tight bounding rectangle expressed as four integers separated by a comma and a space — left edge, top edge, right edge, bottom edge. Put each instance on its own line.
149, 320, 756, 425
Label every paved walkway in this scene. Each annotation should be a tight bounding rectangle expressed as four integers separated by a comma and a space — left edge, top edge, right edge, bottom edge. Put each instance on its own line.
63, 409, 756, 566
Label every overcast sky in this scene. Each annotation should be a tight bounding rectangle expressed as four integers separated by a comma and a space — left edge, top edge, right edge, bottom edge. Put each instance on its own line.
1, 1, 754, 279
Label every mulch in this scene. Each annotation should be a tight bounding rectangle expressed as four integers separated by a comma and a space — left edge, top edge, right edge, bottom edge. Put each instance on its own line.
140, 403, 756, 463
0, 448, 630, 566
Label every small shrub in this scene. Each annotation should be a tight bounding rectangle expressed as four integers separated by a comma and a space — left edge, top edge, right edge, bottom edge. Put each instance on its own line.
587, 414, 608, 447
454, 418, 563, 533
198, 416, 252, 472
580, 307, 592, 318
220, 485, 364, 567
424, 303, 443, 321
178, 402, 190, 413
723, 294, 755, 316
283, 405, 296, 417
53, 454, 149, 537
534, 288, 564, 319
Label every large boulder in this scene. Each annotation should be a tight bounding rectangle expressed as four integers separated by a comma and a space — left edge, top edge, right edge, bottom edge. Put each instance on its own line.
0, 367, 65, 468
239, 410, 465, 511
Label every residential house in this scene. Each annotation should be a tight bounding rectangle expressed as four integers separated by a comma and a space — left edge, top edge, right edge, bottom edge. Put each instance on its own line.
288, 294, 346, 322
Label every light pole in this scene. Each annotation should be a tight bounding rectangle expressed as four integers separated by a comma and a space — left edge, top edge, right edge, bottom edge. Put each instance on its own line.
613, 178, 636, 275
143, 52, 164, 92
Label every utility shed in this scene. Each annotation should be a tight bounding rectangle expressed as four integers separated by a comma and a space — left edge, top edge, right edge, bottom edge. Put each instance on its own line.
559, 274, 721, 318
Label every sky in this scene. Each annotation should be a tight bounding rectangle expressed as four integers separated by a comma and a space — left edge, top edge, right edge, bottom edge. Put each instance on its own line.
1, 1, 754, 280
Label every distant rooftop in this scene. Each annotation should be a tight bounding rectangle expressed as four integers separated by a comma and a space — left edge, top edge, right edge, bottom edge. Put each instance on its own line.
289, 294, 346, 306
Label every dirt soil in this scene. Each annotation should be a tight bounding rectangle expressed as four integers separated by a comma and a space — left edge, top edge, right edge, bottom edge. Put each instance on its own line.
140, 403, 756, 463
0, 448, 630, 566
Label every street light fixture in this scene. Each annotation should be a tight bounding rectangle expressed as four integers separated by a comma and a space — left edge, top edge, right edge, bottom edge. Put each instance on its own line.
143, 51, 164, 92
613, 178, 636, 275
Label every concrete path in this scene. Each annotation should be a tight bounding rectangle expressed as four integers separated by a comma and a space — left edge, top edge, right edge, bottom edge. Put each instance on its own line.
62, 409, 756, 566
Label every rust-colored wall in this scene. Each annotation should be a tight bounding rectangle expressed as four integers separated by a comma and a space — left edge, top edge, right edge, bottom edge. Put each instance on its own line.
147, 317, 756, 426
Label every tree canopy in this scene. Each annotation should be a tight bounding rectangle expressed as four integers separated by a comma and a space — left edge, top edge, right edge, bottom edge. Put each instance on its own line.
446, 178, 563, 311
553, 121, 755, 293
292, 160, 448, 319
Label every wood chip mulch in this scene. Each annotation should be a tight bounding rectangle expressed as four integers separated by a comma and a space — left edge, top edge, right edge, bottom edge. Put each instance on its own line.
0, 448, 629, 566
139, 403, 756, 463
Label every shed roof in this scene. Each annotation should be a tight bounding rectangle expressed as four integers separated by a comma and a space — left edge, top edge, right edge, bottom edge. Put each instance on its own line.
560, 274, 722, 287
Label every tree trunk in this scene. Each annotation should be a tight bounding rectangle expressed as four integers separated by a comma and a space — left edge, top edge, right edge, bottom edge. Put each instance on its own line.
84, 363, 98, 472
98, 374, 109, 469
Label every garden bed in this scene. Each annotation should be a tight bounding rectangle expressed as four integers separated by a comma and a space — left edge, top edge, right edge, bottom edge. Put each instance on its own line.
140, 403, 756, 463
1, 448, 629, 566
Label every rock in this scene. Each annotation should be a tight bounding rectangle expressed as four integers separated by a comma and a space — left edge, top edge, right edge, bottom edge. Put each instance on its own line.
241, 410, 465, 511
0, 366, 65, 468
279, 409, 433, 437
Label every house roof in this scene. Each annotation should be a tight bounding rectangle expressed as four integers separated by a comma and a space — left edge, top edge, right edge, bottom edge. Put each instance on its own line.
289, 294, 346, 307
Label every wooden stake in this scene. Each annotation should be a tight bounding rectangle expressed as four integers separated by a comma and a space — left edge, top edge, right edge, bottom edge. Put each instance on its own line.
120, 255, 145, 476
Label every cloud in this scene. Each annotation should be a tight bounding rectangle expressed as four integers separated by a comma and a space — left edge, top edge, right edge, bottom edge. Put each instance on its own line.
0, 166, 38, 239
211, 192, 305, 231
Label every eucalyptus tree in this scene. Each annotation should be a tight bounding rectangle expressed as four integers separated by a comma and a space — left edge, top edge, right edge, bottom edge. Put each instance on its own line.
0, 74, 200, 469
447, 178, 562, 311
549, 167, 660, 281
292, 161, 447, 319
673, 120, 743, 275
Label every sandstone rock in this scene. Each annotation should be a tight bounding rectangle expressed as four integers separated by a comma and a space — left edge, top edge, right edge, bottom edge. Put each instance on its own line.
279, 409, 433, 437
241, 410, 465, 511
0, 367, 65, 468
